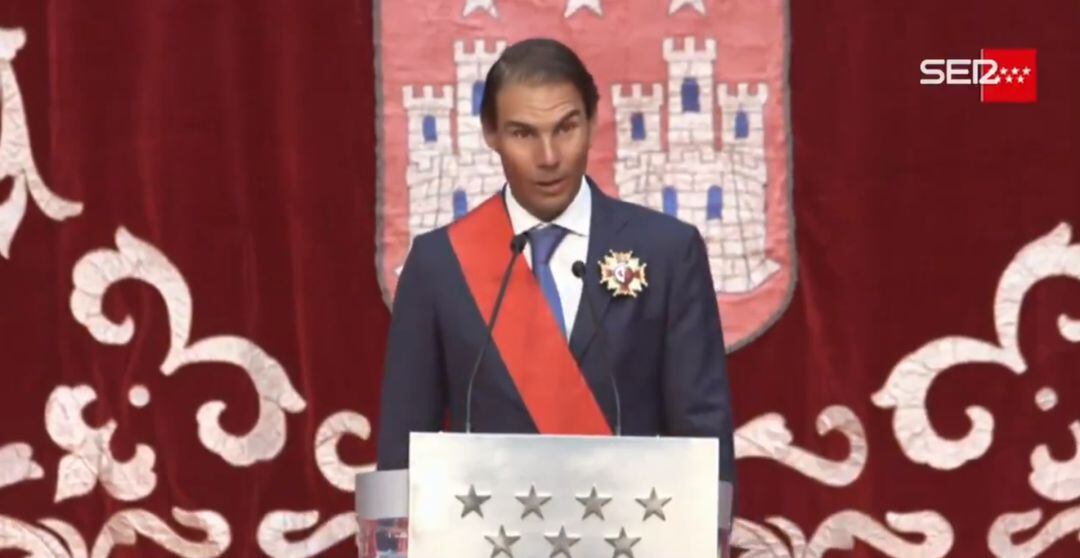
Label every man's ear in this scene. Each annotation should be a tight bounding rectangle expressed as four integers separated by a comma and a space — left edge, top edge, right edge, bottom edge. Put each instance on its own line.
483, 122, 498, 151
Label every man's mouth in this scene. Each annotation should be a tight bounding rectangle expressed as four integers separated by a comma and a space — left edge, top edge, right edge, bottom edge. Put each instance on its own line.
536, 177, 564, 188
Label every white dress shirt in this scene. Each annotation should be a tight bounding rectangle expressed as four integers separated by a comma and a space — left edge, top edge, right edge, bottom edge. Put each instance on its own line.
504, 177, 591, 340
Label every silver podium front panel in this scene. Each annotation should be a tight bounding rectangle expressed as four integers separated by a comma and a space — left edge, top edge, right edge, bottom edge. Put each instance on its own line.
409, 432, 719, 558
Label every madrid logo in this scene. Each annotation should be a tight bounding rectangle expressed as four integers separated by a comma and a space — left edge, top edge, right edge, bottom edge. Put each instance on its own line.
374, 0, 796, 351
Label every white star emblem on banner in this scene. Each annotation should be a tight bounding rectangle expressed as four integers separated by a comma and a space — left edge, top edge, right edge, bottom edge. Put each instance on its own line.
668, 0, 706, 15
462, 0, 498, 17
565, 0, 603, 17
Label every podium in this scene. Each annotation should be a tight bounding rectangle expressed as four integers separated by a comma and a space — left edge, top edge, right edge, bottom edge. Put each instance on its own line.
355, 432, 730, 557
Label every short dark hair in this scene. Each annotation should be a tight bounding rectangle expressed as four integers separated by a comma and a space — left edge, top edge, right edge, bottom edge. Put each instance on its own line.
480, 38, 599, 130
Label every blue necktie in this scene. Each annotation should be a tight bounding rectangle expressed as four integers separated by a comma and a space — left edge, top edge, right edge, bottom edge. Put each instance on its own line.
526, 225, 569, 337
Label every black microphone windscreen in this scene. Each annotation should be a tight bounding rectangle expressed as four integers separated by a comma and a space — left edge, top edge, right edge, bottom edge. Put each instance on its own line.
510, 234, 527, 254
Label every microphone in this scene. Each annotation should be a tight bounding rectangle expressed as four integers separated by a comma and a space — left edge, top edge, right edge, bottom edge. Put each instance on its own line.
572, 260, 622, 436
465, 233, 528, 433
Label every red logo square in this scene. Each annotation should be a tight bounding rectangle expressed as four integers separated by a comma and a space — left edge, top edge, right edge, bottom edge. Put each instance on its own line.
981, 48, 1036, 103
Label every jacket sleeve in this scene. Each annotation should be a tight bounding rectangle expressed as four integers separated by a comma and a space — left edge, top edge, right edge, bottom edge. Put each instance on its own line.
375, 235, 447, 470
661, 228, 737, 530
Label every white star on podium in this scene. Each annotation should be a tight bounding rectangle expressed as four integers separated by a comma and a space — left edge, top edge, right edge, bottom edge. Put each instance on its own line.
484, 526, 521, 557
634, 487, 672, 521
575, 485, 613, 520
565, 0, 602, 17
669, 0, 706, 15
515, 484, 552, 519
454, 484, 491, 518
605, 528, 642, 557
462, 0, 498, 18
544, 527, 581, 557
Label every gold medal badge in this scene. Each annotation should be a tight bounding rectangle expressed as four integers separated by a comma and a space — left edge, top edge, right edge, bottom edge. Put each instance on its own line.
599, 250, 648, 298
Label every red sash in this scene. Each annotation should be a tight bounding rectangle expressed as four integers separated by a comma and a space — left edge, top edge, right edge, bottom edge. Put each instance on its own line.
447, 195, 612, 436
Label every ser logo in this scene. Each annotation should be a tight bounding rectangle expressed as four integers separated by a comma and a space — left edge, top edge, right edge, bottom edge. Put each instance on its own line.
919, 59, 1005, 85
919, 48, 1036, 103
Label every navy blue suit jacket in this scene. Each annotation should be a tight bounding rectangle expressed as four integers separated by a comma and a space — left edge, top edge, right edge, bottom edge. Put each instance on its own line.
375, 180, 736, 490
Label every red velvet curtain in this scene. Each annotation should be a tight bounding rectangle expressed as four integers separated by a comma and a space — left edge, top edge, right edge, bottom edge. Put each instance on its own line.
0, 0, 1078, 557
0, 1, 384, 556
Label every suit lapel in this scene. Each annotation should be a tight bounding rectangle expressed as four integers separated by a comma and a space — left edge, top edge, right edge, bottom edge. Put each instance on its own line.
569, 178, 630, 362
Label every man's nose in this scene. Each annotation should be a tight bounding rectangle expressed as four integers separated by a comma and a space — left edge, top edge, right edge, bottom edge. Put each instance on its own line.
537, 136, 559, 168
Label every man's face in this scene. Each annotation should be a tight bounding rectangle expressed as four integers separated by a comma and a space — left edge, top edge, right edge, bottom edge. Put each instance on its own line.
483, 80, 594, 222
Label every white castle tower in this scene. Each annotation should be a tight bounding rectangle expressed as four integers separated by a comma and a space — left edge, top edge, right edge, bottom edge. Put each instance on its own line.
403, 39, 506, 236
614, 37, 779, 294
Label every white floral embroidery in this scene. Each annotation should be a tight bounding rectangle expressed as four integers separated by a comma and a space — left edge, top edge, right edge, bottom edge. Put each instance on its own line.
69, 227, 306, 466
0, 27, 83, 259
0, 508, 230, 557
315, 411, 376, 493
735, 405, 867, 486
0, 442, 43, 490
256, 511, 358, 558
45, 385, 156, 503
732, 510, 954, 557
256, 411, 376, 557
1029, 420, 1080, 502
988, 505, 1080, 558
873, 223, 1080, 470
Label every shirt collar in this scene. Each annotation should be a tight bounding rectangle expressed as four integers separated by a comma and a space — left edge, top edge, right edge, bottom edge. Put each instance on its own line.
504, 175, 592, 237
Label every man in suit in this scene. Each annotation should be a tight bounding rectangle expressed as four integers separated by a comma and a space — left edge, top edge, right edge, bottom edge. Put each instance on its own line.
376, 37, 735, 545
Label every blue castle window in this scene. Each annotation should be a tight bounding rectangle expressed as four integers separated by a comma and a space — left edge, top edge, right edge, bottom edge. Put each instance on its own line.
707, 186, 723, 220
681, 78, 700, 113
630, 112, 646, 140
662, 186, 678, 216
472, 81, 484, 116
422, 115, 437, 143
453, 190, 468, 219
735, 109, 749, 139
